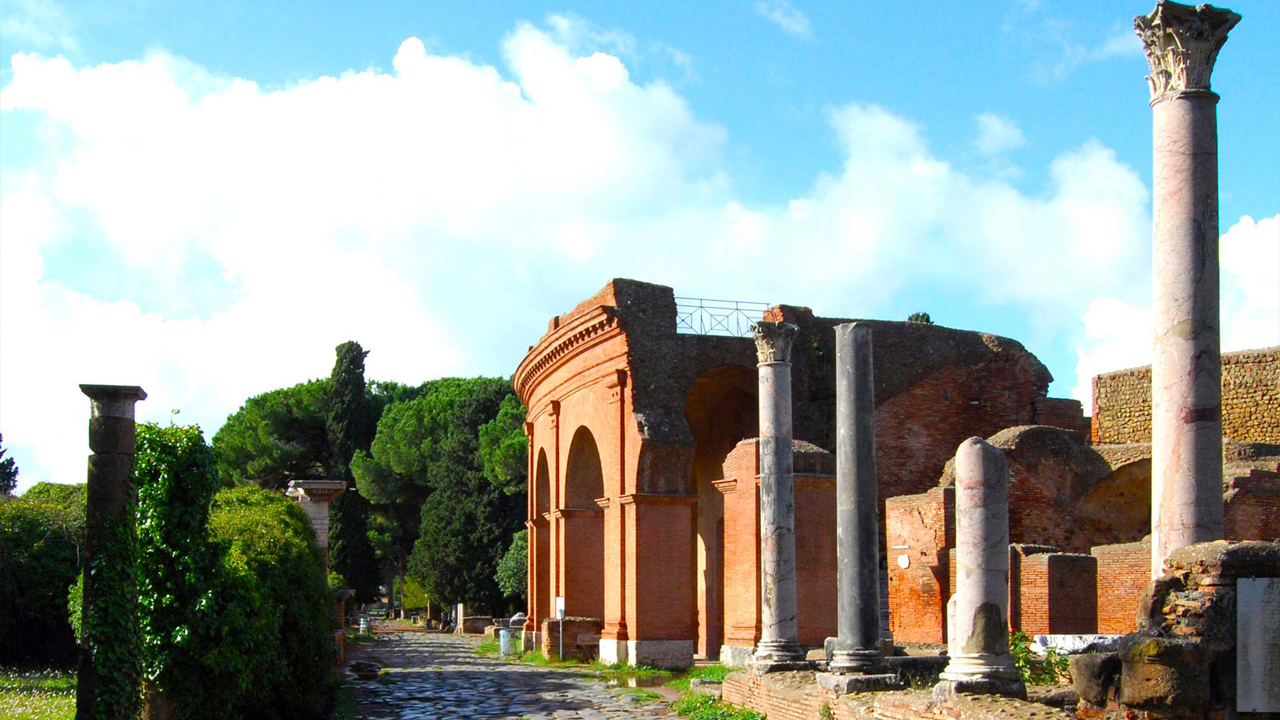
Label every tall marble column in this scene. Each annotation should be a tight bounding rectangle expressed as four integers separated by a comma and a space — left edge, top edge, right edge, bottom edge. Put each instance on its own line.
935, 437, 1025, 701
1136, 0, 1239, 578
750, 321, 808, 671
76, 384, 147, 720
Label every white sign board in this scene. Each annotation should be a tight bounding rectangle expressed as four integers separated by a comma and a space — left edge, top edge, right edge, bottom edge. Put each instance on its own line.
1237, 578, 1280, 712
555, 596, 566, 620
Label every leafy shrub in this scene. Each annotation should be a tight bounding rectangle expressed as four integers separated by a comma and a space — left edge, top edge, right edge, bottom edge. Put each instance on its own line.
496, 529, 527, 600
0, 485, 84, 666
201, 486, 335, 720
1010, 630, 1069, 685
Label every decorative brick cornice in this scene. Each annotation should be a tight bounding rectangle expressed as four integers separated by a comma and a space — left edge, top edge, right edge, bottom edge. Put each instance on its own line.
514, 309, 620, 401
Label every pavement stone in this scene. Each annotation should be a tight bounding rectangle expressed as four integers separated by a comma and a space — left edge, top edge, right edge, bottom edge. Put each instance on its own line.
349, 632, 670, 720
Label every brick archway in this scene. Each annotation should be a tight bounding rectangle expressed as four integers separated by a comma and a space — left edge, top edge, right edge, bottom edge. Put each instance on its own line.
530, 449, 552, 626
684, 364, 757, 658
562, 426, 605, 620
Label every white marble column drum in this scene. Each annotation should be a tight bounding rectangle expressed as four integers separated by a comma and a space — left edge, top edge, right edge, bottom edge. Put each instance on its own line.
750, 321, 808, 672
935, 437, 1025, 701
1136, 0, 1240, 578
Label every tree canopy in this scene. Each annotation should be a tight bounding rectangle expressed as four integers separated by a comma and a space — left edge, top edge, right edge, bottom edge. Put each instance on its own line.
0, 433, 18, 495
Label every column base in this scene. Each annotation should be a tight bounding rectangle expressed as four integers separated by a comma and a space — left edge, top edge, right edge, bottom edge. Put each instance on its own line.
816, 672, 903, 694
598, 637, 628, 666
932, 676, 1027, 702
750, 640, 811, 674
625, 639, 694, 669
828, 647, 885, 674
719, 645, 756, 668
748, 658, 813, 675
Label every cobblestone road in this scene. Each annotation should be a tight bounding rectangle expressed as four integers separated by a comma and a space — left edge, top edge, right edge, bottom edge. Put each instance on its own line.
350, 632, 672, 720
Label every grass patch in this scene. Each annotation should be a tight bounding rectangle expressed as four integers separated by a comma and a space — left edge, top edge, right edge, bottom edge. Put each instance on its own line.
666, 663, 732, 690
345, 630, 379, 646
0, 668, 76, 720
617, 687, 662, 703
477, 639, 500, 656
672, 692, 765, 720
518, 650, 581, 668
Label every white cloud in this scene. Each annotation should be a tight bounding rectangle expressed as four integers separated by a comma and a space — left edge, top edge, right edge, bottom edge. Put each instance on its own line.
754, 0, 812, 39
1072, 213, 1279, 411
974, 113, 1026, 156
0, 0, 77, 54
1, 21, 1274, 493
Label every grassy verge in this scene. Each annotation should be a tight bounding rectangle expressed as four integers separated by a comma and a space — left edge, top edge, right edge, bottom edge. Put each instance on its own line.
0, 669, 76, 720
345, 629, 379, 647
672, 692, 765, 720
666, 663, 731, 691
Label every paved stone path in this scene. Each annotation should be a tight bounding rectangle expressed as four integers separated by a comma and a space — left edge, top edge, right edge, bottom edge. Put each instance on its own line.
349, 632, 672, 720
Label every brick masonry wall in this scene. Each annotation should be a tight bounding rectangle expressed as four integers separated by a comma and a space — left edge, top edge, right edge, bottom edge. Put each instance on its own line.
1092, 346, 1280, 444
885, 487, 953, 644
1091, 537, 1150, 635
1224, 473, 1280, 541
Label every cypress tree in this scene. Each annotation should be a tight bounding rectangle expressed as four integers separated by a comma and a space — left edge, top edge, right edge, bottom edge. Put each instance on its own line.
326, 341, 380, 602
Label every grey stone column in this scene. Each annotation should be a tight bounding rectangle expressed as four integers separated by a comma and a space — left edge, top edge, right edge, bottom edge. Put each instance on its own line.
818, 324, 902, 693
935, 437, 1025, 701
76, 384, 147, 719
750, 321, 807, 671
1136, 1, 1239, 578
831, 323, 884, 671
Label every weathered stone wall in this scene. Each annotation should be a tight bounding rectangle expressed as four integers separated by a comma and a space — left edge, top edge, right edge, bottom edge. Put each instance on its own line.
1092, 346, 1280, 445
1224, 471, 1280, 541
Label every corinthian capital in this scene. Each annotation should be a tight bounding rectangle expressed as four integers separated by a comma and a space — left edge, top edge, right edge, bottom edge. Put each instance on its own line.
752, 321, 798, 365
1135, 1, 1240, 102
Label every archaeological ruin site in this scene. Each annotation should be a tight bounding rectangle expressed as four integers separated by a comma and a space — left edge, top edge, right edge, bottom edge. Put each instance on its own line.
508, 2, 1280, 717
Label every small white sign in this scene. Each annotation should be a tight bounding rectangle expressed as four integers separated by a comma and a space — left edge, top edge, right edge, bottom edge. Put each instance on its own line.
555, 596, 566, 620
897, 554, 911, 569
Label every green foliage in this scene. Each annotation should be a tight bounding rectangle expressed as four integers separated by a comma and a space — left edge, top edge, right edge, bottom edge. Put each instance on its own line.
0, 668, 75, 720
407, 378, 525, 612
82, 512, 142, 720
819, 702, 834, 719
1010, 630, 1069, 685
399, 576, 430, 611
0, 487, 84, 665
327, 341, 381, 603
478, 394, 528, 494
201, 486, 335, 720
907, 311, 934, 324
134, 424, 222, 694
496, 529, 527, 600
0, 434, 18, 495
328, 570, 349, 593
672, 692, 765, 720
212, 379, 331, 489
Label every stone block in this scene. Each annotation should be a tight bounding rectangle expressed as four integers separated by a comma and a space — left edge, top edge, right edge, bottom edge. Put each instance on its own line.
1068, 651, 1120, 707
815, 671, 901, 694
1117, 636, 1210, 710
540, 617, 603, 663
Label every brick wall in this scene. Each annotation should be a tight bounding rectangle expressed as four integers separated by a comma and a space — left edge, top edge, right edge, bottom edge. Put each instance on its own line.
1092, 346, 1280, 444
1091, 537, 1150, 635
885, 487, 953, 644
1224, 472, 1280, 541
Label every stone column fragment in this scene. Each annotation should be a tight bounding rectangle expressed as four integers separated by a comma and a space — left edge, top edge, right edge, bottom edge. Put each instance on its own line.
76, 384, 147, 719
935, 437, 1025, 701
750, 321, 808, 671
286, 479, 347, 567
1136, 0, 1239, 578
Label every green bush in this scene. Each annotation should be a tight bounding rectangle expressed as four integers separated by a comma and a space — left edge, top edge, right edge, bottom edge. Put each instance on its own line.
201, 486, 335, 720
0, 485, 84, 666
496, 528, 527, 600
1010, 630, 1069, 685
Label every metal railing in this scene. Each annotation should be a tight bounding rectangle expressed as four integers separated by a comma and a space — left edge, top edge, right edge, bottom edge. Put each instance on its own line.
674, 297, 771, 337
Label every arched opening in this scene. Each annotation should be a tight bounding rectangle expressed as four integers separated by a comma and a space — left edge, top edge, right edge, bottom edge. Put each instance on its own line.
684, 364, 758, 659
533, 450, 552, 625
562, 426, 605, 620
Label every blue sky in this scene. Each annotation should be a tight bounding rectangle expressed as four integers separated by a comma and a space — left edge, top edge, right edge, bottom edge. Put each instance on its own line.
2, 0, 1277, 492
